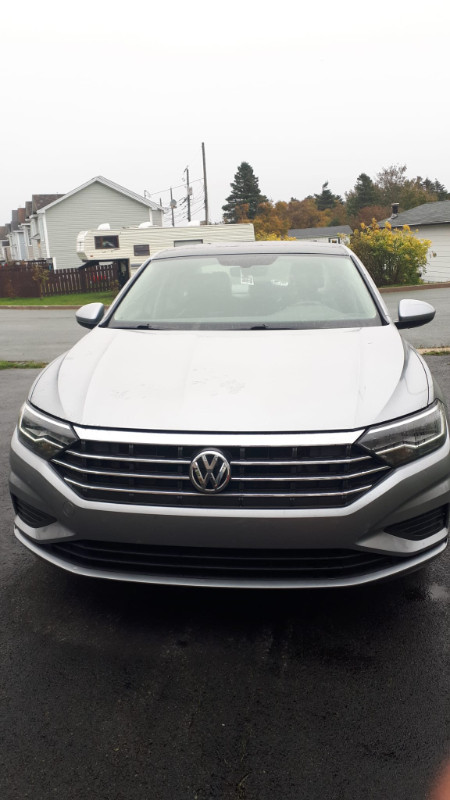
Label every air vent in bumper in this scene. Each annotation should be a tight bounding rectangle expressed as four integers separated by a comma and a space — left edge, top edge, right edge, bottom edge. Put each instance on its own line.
43, 540, 404, 581
11, 495, 57, 528
385, 506, 448, 540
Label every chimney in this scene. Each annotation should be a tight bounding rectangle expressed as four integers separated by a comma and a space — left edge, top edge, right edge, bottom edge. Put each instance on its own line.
391, 202, 399, 217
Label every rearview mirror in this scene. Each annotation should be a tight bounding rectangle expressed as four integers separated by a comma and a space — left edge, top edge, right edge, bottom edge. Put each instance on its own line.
76, 302, 105, 329
396, 298, 435, 329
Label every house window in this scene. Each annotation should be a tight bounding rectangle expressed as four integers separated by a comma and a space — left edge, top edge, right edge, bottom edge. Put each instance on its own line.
94, 235, 119, 249
133, 244, 150, 256
328, 237, 340, 244
173, 239, 203, 247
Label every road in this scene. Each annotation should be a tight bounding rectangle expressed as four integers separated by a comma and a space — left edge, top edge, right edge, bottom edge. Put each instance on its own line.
0, 286, 450, 362
382, 287, 450, 348
1, 363, 450, 800
0, 307, 86, 361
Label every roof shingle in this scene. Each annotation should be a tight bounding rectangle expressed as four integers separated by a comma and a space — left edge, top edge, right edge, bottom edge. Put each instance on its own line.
381, 200, 450, 227
288, 225, 352, 239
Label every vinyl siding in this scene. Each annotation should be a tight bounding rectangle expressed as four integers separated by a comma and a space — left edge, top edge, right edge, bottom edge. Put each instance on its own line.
38, 215, 48, 257
408, 224, 450, 282
43, 181, 155, 270
29, 216, 42, 259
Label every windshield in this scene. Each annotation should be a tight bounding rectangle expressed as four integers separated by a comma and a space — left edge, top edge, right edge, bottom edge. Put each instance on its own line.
107, 253, 382, 330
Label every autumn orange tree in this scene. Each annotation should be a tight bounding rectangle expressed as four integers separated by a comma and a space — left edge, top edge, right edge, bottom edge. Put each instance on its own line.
348, 220, 431, 286
234, 200, 293, 240
252, 202, 290, 239
287, 198, 329, 229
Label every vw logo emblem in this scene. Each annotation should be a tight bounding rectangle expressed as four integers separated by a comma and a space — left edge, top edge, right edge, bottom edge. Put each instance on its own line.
189, 450, 231, 494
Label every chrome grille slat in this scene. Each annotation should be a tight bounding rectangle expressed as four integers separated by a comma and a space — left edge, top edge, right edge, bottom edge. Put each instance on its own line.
64, 449, 371, 468
232, 467, 388, 482
64, 450, 191, 465
52, 439, 391, 509
64, 476, 373, 498
52, 459, 191, 481
52, 458, 388, 482
229, 456, 372, 466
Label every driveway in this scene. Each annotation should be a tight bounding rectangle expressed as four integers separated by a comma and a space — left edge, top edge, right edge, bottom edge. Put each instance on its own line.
1, 362, 450, 800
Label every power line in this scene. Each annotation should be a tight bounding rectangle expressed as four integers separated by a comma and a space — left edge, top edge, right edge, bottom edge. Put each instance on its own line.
146, 177, 203, 199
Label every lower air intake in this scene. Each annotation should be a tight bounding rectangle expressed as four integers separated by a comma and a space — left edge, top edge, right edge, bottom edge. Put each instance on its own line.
45, 540, 406, 581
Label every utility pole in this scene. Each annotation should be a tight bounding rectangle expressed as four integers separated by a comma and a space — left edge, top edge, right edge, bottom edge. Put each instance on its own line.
202, 142, 209, 225
184, 167, 191, 222
170, 188, 176, 227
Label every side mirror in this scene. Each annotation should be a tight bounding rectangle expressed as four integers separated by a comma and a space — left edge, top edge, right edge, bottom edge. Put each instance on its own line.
396, 298, 435, 329
76, 302, 105, 329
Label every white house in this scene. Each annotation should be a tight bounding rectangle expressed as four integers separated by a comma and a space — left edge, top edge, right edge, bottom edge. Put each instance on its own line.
35, 176, 164, 270
0, 225, 11, 261
28, 194, 63, 260
380, 200, 450, 282
6, 177, 164, 271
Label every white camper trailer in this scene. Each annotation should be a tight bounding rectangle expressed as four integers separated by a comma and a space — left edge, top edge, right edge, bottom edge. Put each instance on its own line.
77, 223, 255, 279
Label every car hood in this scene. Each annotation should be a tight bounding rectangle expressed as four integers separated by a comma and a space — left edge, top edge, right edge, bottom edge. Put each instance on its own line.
30, 326, 430, 433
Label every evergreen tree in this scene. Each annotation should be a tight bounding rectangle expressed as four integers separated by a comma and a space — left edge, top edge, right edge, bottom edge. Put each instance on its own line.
222, 162, 268, 222
314, 181, 342, 211
346, 173, 379, 216
418, 177, 450, 201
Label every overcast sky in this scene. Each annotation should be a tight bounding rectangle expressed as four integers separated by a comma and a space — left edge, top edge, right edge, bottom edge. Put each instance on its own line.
2, 0, 450, 226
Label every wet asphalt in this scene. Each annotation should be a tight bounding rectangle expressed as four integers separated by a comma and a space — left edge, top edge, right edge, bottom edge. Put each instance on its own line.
1, 358, 450, 800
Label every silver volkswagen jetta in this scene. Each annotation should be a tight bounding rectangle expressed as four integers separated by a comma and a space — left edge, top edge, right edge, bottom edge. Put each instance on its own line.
9, 241, 450, 587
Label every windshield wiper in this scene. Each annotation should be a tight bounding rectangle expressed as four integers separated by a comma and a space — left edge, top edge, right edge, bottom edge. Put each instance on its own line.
135, 324, 161, 330
249, 324, 291, 330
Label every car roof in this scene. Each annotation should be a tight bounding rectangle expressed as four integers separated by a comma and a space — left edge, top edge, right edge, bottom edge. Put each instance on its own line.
151, 240, 349, 260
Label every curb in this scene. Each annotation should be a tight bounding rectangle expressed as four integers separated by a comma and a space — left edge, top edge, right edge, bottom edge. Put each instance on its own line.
379, 282, 450, 293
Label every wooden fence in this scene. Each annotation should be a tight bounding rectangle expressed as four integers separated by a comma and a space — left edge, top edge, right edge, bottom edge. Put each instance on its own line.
0, 261, 119, 298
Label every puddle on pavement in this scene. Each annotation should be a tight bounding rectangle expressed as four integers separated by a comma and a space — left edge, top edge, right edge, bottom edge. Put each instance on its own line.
428, 583, 450, 602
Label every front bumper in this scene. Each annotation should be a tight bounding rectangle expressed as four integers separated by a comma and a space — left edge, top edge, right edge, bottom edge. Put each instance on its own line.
9, 427, 450, 588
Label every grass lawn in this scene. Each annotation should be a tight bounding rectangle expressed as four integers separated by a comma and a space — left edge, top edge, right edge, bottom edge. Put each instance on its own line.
0, 292, 116, 306
0, 360, 48, 369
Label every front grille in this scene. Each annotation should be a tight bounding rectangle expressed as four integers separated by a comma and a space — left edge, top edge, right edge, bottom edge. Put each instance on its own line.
11, 495, 57, 528
385, 506, 448, 540
51, 440, 391, 509
44, 540, 402, 581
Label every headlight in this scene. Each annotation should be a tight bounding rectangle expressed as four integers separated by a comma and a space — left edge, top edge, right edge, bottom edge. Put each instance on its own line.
357, 401, 448, 467
17, 403, 78, 460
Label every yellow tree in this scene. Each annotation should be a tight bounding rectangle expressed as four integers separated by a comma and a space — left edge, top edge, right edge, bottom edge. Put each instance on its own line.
348, 220, 431, 286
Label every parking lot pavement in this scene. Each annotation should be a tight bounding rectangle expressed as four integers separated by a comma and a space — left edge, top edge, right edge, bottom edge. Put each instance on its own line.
1, 362, 450, 800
